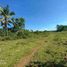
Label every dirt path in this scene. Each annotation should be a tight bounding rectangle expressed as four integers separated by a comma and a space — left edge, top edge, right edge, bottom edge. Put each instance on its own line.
14, 39, 46, 67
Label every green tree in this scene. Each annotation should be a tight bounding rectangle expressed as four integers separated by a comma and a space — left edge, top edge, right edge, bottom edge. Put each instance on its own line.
10, 17, 25, 32
57, 25, 64, 32
0, 5, 15, 35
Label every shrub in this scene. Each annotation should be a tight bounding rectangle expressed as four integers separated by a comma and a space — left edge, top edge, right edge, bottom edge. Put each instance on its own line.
16, 30, 30, 39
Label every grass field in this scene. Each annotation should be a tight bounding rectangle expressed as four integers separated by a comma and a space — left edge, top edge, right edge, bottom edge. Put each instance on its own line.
0, 32, 67, 67
27, 32, 67, 67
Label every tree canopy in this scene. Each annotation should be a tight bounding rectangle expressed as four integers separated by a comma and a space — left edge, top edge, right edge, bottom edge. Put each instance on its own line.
0, 5, 25, 35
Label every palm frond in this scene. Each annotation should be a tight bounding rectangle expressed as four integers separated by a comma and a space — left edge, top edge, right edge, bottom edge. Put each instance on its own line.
0, 18, 4, 22
10, 12, 15, 16
3, 5, 10, 15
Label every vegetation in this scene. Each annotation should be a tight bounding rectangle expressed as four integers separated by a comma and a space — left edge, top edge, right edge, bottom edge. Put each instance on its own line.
0, 31, 66, 67
0, 5, 67, 67
0, 5, 25, 37
57, 25, 67, 32
26, 32, 67, 67
0, 5, 15, 36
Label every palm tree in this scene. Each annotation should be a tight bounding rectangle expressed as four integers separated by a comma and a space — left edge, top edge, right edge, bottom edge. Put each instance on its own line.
10, 17, 25, 32
0, 5, 15, 35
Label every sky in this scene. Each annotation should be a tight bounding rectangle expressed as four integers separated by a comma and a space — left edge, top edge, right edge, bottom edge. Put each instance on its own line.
0, 0, 67, 31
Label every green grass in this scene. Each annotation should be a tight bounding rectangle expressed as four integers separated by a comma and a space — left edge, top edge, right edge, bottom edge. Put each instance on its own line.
27, 32, 67, 67
0, 31, 67, 67
0, 36, 44, 67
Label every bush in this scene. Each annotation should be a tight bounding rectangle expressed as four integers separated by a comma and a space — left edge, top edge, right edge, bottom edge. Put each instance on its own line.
16, 30, 30, 39
0, 29, 31, 41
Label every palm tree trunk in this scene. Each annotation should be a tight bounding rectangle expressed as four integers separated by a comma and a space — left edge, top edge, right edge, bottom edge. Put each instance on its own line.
4, 17, 8, 36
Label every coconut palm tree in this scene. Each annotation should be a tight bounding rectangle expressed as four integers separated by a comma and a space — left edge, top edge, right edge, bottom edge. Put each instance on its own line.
0, 5, 15, 35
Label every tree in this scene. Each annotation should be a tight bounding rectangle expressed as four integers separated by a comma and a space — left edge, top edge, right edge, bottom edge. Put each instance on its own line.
0, 5, 15, 35
10, 17, 25, 32
56, 25, 64, 32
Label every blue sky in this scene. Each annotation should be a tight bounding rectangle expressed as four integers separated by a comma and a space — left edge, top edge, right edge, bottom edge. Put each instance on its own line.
0, 0, 67, 31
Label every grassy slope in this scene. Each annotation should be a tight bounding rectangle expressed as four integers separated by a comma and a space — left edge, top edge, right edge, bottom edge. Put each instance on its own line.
0, 32, 67, 67
0, 33, 47, 67
31, 32, 67, 67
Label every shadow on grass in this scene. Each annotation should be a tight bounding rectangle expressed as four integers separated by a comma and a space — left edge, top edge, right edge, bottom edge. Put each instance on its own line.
26, 60, 66, 67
